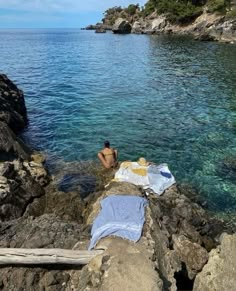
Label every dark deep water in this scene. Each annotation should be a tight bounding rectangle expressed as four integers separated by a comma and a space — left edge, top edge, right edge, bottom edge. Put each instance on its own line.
0, 29, 236, 213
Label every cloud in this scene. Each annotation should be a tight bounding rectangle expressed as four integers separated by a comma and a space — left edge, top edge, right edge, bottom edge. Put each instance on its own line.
0, 0, 147, 14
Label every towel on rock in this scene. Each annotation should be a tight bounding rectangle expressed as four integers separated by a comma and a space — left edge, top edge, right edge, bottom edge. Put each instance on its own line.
88, 195, 148, 250
114, 162, 175, 195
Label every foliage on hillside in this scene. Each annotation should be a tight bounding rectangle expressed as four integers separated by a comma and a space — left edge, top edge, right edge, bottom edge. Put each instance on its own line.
102, 5, 141, 26
102, 0, 234, 25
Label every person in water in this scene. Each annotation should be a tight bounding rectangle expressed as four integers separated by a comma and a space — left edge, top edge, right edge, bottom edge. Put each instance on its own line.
98, 141, 118, 169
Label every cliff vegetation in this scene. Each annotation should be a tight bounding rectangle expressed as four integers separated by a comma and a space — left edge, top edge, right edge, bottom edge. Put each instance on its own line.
102, 0, 235, 25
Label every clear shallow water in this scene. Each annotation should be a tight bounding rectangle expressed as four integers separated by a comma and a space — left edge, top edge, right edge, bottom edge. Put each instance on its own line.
0, 29, 236, 212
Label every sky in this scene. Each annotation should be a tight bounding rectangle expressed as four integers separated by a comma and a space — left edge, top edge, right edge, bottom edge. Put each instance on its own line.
0, 0, 147, 28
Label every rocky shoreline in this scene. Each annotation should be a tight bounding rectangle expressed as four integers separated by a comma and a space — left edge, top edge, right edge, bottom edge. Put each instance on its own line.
0, 75, 235, 290
86, 11, 236, 43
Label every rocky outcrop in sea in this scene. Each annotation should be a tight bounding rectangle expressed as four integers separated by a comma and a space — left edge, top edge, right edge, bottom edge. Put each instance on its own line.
0, 74, 235, 290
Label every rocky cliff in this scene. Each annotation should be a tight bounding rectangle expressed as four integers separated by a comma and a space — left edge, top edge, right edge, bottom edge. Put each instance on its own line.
129, 11, 236, 43
88, 1, 236, 43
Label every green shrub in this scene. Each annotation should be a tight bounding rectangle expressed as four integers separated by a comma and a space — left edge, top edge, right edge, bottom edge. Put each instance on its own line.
207, 0, 230, 13
141, 0, 203, 23
125, 4, 139, 16
120, 11, 126, 18
141, 1, 156, 17
226, 7, 236, 18
156, 0, 203, 23
207, 0, 225, 12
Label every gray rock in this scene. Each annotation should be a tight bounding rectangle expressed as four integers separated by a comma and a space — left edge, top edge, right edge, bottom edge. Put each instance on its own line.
173, 234, 209, 279
0, 213, 90, 248
112, 18, 132, 34
23, 160, 50, 186
151, 16, 168, 32
0, 214, 90, 290
95, 28, 106, 33
219, 18, 236, 42
0, 160, 45, 221
193, 233, 236, 291
0, 74, 27, 132
195, 30, 218, 41
25, 186, 85, 223
132, 21, 143, 34
0, 121, 31, 160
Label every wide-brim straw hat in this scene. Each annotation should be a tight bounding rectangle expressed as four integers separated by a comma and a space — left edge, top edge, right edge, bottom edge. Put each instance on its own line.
137, 157, 149, 167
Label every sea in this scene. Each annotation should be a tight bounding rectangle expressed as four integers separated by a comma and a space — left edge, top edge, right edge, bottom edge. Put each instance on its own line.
0, 29, 236, 214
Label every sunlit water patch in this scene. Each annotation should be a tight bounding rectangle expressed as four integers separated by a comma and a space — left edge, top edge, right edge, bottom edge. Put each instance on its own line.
0, 29, 236, 212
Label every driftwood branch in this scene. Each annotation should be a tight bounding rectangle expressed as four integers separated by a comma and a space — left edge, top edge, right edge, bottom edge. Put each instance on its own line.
0, 248, 103, 265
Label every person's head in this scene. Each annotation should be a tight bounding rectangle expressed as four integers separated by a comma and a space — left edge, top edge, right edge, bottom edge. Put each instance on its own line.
104, 140, 110, 148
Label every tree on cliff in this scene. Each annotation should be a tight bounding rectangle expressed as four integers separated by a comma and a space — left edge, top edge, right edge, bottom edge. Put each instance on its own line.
142, 0, 232, 22
102, 0, 234, 26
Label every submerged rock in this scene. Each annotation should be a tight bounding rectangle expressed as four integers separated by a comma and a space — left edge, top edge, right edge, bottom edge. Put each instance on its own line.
95, 28, 106, 33
58, 173, 96, 198
195, 31, 217, 41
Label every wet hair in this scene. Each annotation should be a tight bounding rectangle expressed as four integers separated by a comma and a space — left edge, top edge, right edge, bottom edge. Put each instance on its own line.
104, 140, 110, 148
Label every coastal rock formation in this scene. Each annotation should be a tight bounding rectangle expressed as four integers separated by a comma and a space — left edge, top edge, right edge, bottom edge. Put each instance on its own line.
194, 17, 236, 42
193, 233, 236, 291
0, 121, 31, 160
0, 74, 31, 160
23, 160, 49, 187
151, 16, 168, 32
0, 214, 89, 249
140, 12, 236, 43
0, 74, 27, 132
131, 21, 143, 33
0, 164, 235, 290
25, 185, 85, 223
95, 28, 106, 33
77, 182, 232, 291
93, 3, 236, 43
0, 75, 235, 290
112, 18, 132, 34
0, 160, 46, 221
129, 12, 236, 43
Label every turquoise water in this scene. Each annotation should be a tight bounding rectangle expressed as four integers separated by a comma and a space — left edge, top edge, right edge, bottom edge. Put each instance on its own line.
0, 29, 236, 211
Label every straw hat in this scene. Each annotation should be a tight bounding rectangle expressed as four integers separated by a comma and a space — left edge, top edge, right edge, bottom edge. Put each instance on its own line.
137, 157, 149, 167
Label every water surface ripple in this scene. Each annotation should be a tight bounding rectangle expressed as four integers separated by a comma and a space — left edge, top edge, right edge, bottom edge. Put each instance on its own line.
1, 29, 236, 212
